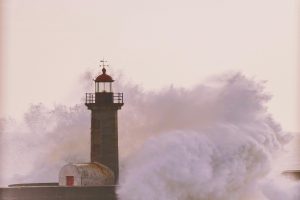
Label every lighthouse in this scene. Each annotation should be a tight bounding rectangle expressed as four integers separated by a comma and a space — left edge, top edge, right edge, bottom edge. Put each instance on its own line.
58, 61, 123, 187
85, 60, 124, 184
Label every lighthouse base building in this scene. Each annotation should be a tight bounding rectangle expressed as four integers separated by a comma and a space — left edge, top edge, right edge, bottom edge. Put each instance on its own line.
0, 62, 123, 200
59, 163, 115, 186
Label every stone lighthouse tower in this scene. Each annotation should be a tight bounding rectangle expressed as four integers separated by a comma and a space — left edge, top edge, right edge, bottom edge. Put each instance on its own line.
85, 60, 124, 184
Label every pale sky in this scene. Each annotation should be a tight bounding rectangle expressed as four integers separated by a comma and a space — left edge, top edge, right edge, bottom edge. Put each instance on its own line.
1, 0, 299, 131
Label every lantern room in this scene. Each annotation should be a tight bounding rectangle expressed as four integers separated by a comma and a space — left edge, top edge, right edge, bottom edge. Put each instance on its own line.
95, 66, 114, 93
85, 60, 123, 107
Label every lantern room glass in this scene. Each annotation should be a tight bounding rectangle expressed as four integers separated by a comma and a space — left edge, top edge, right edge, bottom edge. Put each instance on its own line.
95, 82, 112, 93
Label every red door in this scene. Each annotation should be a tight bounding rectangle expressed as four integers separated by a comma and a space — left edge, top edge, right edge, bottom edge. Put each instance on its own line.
66, 176, 74, 186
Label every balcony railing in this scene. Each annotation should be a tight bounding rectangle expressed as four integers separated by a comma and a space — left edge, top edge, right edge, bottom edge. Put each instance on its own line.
85, 93, 123, 104
113, 93, 124, 104
86, 93, 95, 104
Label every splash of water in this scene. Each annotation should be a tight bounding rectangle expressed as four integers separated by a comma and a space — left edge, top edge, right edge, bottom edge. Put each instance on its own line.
0, 72, 298, 199
117, 73, 294, 200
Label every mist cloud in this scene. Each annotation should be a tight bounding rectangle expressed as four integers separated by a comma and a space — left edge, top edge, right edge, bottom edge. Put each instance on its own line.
0, 72, 296, 199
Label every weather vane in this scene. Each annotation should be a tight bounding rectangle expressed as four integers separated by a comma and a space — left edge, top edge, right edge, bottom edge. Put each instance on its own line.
99, 59, 109, 69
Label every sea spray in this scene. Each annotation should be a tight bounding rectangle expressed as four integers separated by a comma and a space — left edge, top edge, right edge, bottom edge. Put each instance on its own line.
0, 104, 90, 185
0, 72, 294, 199
117, 73, 291, 199
118, 127, 283, 200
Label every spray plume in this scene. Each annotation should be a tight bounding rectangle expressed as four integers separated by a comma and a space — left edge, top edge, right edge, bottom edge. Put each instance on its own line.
0, 72, 298, 199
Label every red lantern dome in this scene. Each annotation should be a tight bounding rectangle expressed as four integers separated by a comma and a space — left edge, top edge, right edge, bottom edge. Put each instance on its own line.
95, 68, 114, 82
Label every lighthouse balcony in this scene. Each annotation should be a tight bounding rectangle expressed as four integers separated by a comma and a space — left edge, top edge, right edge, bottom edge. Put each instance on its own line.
85, 92, 124, 107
